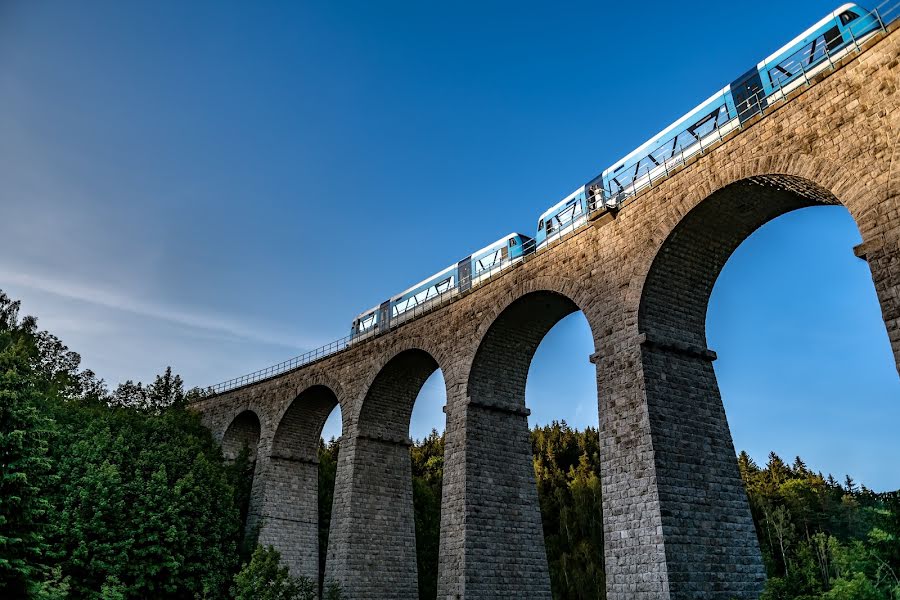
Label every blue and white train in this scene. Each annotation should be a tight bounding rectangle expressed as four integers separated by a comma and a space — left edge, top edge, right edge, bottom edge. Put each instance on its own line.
351, 233, 534, 338
352, 3, 882, 338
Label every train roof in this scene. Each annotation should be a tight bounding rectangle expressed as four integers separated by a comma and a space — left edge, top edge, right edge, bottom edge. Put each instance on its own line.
538, 186, 586, 223
757, 4, 860, 69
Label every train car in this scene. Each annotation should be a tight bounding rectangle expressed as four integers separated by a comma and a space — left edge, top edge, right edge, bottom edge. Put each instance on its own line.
469, 232, 535, 286
535, 172, 622, 249
600, 86, 738, 201
597, 3, 880, 205
350, 233, 534, 338
757, 4, 881, 100
390, 262, 458, 323
350, 303, 381, 340
731, 3, 880, 122
350, 263, 457, 339
535, 186, 588, 248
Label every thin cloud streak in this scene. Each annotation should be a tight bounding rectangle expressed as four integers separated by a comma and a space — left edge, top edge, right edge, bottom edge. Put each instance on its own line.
0, 264, 321, 351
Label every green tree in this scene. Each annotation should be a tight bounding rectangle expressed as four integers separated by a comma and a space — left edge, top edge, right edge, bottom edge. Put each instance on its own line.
0, 292, 53, 596
232, 546, 316, 600
411, 429, 444, 600
318, 438, 339, 589
532, 421, 605, 600
740, 449, 900, 599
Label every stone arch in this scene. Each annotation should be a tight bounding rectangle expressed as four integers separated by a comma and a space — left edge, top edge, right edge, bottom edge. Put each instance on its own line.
326, 345, 447, 600
271, 385, 339, 460
441, 285, 598, 600
256, 385, 340, 583
632, 170, 876, 598
362, 332, 452, 390
466, 275, 595, 382
468, 289, 594, 412
639, 173, 841, 348
271, 372, 349, 442
220, 409, 264, 540
221, 409, 262, 462
469, 275, 595, 354
628, 154, 865, 325
629, 150, 900, 372
357, 347, 441, 440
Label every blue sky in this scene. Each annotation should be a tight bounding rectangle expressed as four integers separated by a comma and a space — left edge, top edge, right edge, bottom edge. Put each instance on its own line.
1, 1, 897, 489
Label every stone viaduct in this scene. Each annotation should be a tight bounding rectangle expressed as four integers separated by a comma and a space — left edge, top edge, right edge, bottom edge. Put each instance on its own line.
190, 23, 900, 600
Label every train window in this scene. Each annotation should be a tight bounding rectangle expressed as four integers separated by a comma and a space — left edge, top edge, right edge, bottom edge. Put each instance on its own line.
840, 10, 859, 25
508, 237, 518, 247
538, 219, 544, 230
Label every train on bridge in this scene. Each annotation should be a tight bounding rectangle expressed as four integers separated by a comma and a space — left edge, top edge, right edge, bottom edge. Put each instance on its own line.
351, 3, 881, 339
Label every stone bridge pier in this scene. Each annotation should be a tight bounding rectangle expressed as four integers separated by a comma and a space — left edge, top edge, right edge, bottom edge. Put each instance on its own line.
192, 23, 900, 600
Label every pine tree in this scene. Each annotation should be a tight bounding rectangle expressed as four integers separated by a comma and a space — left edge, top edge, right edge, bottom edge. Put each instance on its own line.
146, 367, 186, 411
738, 450, 760, 482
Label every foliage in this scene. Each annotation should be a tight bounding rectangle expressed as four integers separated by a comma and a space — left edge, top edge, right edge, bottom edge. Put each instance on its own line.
43, 399, 247, 598
532, 422, 605, 600
0, 289, 250, 599
742, 451, 900, 599
411, 429, 444, 600
317, 437, 339, 588
0, 292, 54, 596
232, 545, 318, 600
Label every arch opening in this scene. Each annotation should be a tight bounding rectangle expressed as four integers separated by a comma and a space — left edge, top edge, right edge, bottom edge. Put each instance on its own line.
330, 348, 445, 600
358, 348, 440, 441
468, 291, 581, 411
633, 174, 894, 596
221, 409, 261, 463
461, 290, 600, 598
318, 402, 343, 594
221, 410, 263, 552
525, 310, 604, 599
409, 368, 446, 600
684, 187, 899, 585
707, 204, 900, 490
639, 175, 840, 349
260, 385, 340, 587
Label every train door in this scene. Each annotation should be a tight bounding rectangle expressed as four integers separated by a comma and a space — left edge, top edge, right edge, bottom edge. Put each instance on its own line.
457, 257, 472, 292
730, 67, 767, 123
378, 300, 391, 331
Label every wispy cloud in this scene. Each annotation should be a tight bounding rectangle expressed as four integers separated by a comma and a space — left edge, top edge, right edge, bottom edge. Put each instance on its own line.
0, 265, 318, 350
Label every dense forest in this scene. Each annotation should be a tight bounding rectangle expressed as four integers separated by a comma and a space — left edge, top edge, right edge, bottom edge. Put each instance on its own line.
2, 287, 898, 599
0, 290, 325, 599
